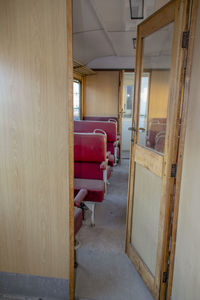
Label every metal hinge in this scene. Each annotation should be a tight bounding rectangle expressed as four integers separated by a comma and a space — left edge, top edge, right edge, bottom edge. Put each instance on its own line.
182, 31, 189, 48
163, 271, 168, 283
171, 164, 177, 178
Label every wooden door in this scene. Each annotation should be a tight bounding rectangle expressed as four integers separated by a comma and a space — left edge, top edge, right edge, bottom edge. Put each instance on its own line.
125, 0, 190, 299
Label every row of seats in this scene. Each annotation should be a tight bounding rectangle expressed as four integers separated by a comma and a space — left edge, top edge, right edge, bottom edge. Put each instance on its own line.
73, 119, 119, 227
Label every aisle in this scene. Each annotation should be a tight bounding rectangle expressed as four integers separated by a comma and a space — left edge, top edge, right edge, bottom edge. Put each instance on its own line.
75, 160, 153, 300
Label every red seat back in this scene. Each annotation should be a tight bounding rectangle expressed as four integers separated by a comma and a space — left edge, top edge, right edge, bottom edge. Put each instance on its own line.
74, 120, 117, 143
74, 133, 106, 162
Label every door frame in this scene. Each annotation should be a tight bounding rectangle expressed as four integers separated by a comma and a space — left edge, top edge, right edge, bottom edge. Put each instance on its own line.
166, 0, 199, 298
125, 0, 190, 299
67, 0, 75, 300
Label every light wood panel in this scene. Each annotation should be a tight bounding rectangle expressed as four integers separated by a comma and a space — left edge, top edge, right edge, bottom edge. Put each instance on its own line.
127, 244, 155, 298
84, 71, 120, 117
135, 145, 164, 177
169, 1, 199, 299
0, 0, 70, 279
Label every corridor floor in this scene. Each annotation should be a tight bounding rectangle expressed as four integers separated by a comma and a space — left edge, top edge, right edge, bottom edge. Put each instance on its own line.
75, 159, 153, 300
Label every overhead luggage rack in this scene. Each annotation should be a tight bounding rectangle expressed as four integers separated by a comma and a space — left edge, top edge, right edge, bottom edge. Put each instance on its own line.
73, 60, 96, 76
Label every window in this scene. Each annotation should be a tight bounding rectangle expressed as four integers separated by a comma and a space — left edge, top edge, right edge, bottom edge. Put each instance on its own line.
73, 79, 81, 120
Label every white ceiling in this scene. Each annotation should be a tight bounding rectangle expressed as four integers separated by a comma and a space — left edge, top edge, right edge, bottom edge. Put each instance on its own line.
72, 0, 170, 69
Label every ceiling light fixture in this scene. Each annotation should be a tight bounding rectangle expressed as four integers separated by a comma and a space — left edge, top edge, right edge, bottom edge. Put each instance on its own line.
129, 0, 144, 19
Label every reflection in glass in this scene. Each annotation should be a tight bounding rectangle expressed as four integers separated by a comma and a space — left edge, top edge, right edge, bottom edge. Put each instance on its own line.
138, 22, 174, 154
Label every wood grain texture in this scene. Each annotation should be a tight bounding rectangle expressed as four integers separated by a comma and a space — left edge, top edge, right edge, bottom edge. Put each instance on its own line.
84, 71, 119, 117
127, 244, 156, 299
0, 0, 70, 279
135, 145, 164, 178
167, 0, 199, 298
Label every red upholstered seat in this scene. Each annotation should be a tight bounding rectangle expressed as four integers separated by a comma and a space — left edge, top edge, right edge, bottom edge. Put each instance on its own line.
74, 207, 83, 236
74, 178, 104, 203
74, 120, 119, 164
74, 120, 117, 154
74, 132, 111, 180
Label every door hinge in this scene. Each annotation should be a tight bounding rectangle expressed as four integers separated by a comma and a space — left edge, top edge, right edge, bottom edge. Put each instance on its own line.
171, 164, 177, 178
182, 31, 189, 49
163, 271, 168, 283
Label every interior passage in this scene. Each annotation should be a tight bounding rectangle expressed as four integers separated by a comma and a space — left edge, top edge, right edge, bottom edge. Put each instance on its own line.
75, 159, 153, 300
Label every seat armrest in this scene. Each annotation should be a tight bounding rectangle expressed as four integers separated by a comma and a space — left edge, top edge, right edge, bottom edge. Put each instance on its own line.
74, 188, 88, 207
100, 161, 106, 170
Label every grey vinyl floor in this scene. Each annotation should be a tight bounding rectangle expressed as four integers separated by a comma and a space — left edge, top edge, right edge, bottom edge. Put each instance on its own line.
75, 159, 153, 300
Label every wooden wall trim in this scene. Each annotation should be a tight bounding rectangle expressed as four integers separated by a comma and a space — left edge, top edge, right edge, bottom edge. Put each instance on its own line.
127, 244, 155, 298
67, 0, 74, 299
167, 0, 199, 298
135, 145, 164, 178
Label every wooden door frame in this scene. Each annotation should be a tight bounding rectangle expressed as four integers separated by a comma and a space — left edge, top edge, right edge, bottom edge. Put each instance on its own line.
66, 0, 75, 300
125, 0, 190, 299
166, 0, 199, 298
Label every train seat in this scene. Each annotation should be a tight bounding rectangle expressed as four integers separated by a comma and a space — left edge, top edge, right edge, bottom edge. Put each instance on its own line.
74, 178, 105, 226
74, 133, 111, 188
74, 120, 119, 163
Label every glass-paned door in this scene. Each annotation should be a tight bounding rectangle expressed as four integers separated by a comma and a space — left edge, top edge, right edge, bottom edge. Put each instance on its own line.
126, 1, 189, 299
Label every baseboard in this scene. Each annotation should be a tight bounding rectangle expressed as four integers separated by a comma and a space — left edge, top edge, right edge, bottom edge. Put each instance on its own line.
0, 272, 69, 300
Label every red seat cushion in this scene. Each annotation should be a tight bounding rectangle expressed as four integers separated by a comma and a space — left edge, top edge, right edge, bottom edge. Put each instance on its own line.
74, 207, 83, 236
74, 178, 104, 203
74, 162, 103, 180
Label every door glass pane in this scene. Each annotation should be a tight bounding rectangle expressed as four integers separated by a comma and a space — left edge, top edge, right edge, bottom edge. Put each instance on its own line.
138, 22, 174, 154
131, 163, 162, 275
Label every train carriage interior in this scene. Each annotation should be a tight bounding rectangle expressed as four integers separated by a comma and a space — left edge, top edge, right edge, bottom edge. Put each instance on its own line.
0, 1, 200, 300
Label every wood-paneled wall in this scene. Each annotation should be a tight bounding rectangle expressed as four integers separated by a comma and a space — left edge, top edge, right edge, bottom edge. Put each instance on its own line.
84, 71, 120, 117
0, 0, 70, 279
148, 70, 170, 120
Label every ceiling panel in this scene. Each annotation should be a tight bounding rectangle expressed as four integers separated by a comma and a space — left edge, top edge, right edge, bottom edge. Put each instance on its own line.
109, 31, 137, 56
92, 0, 126, 31
73, 31, 114, 64
73, 0, 102, 33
